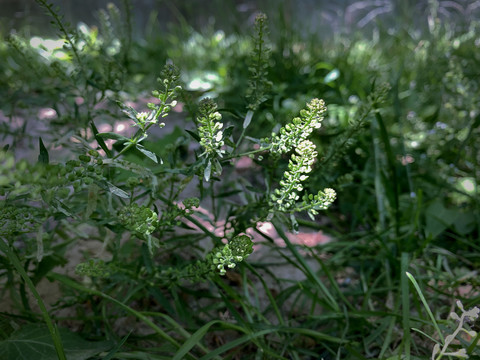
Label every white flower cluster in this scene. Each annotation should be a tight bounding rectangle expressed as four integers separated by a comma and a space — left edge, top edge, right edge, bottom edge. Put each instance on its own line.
268, 99, 336, 219
268, 98, 327, 155
270, 140, 317, 211
197, 98, 225, 159
210, 235, 253, 275
302, 188, 337, 220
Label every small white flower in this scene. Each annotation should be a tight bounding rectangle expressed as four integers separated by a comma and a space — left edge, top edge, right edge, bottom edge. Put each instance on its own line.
136, 112, 149, 121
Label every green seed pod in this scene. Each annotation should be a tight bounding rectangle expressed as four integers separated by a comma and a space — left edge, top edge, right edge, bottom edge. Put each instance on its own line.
79, 155, 91, 163
88, 149, 99, 158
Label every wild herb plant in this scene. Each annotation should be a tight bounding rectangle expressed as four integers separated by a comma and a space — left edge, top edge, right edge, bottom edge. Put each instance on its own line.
245, 13, 272, 112
1, 1, 480, 359
431, 301, 479, 360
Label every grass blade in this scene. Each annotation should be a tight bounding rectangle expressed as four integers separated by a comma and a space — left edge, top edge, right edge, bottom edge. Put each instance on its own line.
406, 271, 444, 343
401, 253, 411, 360
272, 220, 340, 312
172, 320, 221, 360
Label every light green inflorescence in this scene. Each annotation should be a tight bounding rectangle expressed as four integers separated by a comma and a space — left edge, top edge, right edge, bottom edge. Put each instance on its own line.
118, 203, 160, 254
268, 98, 327, 154
197, 97, 226, 181
210, 235, 253, 276
266, 98, 337, 222
118, 203, 159, 236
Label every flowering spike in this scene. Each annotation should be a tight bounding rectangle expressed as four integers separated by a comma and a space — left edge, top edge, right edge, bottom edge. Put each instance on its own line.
197, 98, 226, 180
267, 98, 327, 155
207, 234, 253, 276
268, 99, 336, 226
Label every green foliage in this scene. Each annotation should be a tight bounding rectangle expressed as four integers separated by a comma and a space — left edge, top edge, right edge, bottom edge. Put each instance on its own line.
0, 324, 112, 360
1, 1, 479, 359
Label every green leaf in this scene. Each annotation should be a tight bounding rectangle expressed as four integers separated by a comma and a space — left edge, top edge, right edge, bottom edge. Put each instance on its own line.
224, 138, 236, 148
242, 110, 254, 129
85, 183, 99, 218
135, 144, 159, 163
244, 136, 261, 144
204, 160, 212, 182
185, 129, 200, 142
116, 101, 138, 121
173, 320, 220, 360
38, 138, 49, 164
314, 61, 334, 71
425, 199, 458, 238
97, 132, 130, 142
91, 121, 112, 158
51, 198, 72, 217
223, 125, 235, 139
454, 211, 475, 235
0, 324, 112, 360
102, 331, 132, 360
105, 181, 129, 198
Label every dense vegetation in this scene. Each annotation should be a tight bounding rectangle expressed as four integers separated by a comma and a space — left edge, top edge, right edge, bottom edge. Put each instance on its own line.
1, 1, 479, 359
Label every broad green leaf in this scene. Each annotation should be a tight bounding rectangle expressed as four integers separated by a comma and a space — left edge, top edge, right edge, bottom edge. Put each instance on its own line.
454, 211, 475, 235
0, 324, 112, 360
425, 199, 458, 238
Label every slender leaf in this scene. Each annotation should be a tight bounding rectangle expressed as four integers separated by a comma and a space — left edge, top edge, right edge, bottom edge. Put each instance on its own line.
105, 181, 129, 198
91, 121, 112, 158
243, 110, 254, 129
136, 144, 159, 163
185, 129, 200, 142
97, 132, 130, 141
38, 137, 49, 164
173, 320, 220, 360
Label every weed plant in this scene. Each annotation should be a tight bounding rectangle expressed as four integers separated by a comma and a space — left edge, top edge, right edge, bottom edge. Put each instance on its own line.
0, 1, 479, 359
